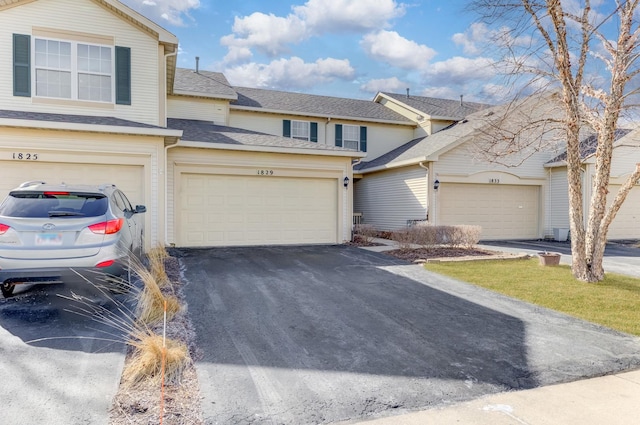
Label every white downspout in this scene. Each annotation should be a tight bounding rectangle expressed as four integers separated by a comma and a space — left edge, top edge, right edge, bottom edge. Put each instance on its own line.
163, 47, 179, 247
419, 161, 430, 222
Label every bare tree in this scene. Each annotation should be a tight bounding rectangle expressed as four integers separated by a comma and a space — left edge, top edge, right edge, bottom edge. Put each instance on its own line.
469, 0, 640, 282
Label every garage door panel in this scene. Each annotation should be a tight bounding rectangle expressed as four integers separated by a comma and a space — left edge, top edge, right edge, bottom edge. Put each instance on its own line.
440, 183, 539, 240
607, 185, 640, 239
0, 161, 144, 206
178, 174, 338, 247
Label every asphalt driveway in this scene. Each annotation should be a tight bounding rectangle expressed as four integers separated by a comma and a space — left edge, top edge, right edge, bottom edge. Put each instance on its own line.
0, 282, 127, 425
178, 245, 640, 424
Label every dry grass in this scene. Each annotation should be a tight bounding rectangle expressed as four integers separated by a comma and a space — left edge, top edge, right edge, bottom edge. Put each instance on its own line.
425, 257, 640, 336
147, 244, 171, 289
132, 259, 181, 326
123, 331, 190, 388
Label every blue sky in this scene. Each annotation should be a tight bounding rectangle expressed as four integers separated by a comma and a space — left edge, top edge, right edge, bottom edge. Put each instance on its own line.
118, 0, 503, 102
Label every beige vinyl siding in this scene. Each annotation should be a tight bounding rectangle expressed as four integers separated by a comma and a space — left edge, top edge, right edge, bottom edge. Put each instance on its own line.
167, 96, 229, 124
0, 127, 164, 248
354, 166, 427, 230
167, 147, 352, 245
436, 144, 554, 180
547, 168, 570, 237
229, 111, 415, 160
0, 0, 161, 125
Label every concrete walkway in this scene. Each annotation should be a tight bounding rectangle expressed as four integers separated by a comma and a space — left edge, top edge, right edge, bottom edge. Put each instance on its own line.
355, 369, 640, 425
355, 239, 640, 425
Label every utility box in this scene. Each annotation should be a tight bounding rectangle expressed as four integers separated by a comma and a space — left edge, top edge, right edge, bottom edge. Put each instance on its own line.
553, 227, 569, 242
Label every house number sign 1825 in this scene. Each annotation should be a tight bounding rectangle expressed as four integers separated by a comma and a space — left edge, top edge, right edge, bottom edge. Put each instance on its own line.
12, 153, 39, 160
257, 170, 274, 176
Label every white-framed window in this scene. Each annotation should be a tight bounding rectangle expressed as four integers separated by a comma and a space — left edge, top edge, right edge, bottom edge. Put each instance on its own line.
343, 124, 360, 150
34, 37, 113, 103
291, 120, 310, 140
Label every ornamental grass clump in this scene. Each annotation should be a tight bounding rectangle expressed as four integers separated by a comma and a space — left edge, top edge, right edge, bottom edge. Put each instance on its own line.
134, 260, 180, 325
147, 244, 171, 289
122, 330, 189, 387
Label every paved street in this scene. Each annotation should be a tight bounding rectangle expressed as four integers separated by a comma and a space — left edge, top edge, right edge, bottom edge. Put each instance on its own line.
179, 245, 640, 424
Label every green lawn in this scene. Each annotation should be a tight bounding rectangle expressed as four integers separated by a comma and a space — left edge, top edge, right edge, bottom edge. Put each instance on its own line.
424, 258, 640, 336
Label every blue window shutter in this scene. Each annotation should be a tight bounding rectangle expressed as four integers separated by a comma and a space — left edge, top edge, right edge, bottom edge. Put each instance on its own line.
359, 126, 367, 152
310, 122, 318, 142
335, 124, 343, 147
283, 120, 291, 137
13, 34, 30, 97
115, 46, 131, 105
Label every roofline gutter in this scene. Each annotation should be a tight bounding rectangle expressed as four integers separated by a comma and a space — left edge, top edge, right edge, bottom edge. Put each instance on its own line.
175, 140, 367, 158
0, 118, 183, 138
358, 156, 427, 174
229, 105, 414, 126
172, 90, 238, 101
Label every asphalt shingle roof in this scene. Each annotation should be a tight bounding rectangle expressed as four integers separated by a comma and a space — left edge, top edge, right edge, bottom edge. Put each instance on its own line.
173, 68, 237, 99
381, 92, 492, 120
0, 109, 164, 129
167, 118, 356, 152
547, 128, 633, 163
357, 92, 563, 172
232, 86, 413, 123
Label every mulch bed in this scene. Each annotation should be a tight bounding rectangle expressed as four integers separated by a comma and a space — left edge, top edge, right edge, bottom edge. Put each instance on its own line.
109, 257, 203, 425
384, 247, 498, 262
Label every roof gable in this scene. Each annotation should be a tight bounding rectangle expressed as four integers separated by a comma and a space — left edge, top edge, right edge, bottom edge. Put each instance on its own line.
375, 92, 492, 121
173, 69, 238, 100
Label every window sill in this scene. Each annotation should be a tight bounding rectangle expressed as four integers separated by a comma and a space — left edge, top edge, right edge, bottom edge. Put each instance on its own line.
32, 97, 115, 110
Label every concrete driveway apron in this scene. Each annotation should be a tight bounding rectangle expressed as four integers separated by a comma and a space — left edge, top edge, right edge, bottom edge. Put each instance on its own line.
178, 245, 640, 425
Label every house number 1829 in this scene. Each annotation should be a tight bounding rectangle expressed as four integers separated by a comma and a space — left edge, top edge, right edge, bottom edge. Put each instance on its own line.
12, 153, 38, 160
257, 170, 274, 175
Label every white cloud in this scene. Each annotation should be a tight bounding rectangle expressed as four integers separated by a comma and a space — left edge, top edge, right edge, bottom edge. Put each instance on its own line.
452, 23, 491, 56
293, 0, 405, 33
361, 30, 436, 70
360, 77, 408, 94
121, 0, 200, 26
424, 56, 496, 85
220, 0, 405, 63
224, 57, 355, 90
220, 13, 307, 58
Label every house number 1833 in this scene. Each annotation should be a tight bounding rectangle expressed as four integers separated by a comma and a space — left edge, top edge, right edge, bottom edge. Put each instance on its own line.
12, 153, 38, 160
257, 170, 274, 175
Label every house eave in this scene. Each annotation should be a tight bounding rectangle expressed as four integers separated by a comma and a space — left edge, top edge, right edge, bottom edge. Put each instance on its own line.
176, 140, 367, 158
229, 105, 415, 126
172, 90, 238, 101
359, 156, 427, 174
0, 118, 183, 138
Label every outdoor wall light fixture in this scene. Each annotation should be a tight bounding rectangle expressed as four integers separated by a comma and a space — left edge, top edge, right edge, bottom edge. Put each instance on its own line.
433, 179, 440, 190
343, 176, 350, 188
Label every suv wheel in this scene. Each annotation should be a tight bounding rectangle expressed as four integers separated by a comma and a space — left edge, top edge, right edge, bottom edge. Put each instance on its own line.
1, 282, 15, 298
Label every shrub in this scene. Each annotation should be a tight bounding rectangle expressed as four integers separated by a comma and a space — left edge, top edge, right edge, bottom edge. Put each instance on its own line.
354, 223, 378, 244
390, 224, 482, 249
392, 228, 415, 251
123, 332, 189, 387
147, 244, 171, 289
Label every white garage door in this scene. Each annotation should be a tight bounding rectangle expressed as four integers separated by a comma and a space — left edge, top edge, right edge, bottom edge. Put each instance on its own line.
607, 185, 640, 239
439, 183, 540, 240
0, 161, 144, 206
178, 173, 338, 247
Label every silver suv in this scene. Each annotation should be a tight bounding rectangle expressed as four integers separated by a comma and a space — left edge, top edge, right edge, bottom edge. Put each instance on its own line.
0, 181, 146, 297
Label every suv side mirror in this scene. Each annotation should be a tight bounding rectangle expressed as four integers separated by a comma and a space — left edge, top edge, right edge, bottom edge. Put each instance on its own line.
135, 205, 147, 214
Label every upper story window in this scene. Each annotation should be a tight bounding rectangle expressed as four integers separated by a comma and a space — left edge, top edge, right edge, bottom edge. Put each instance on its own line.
34, 38, 113, 102
282, 119, 318, 142
335, 124, 367, 152
13, 33, 131, 105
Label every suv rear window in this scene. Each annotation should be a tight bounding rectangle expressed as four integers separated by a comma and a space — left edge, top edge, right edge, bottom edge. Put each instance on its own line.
0, 192, 108, 218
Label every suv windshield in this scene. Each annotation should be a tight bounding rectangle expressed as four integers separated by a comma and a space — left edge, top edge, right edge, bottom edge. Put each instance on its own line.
0, 192, 108, 218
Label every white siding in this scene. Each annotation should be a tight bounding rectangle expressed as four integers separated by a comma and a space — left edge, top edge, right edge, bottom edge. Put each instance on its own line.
229, 111, 416, 161
0, 0, 162, 125
547, 168, 570, 237
354, 166, 427, 230
167, 96, 228, 124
